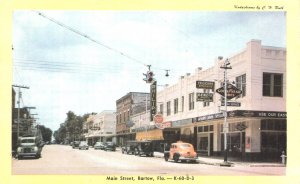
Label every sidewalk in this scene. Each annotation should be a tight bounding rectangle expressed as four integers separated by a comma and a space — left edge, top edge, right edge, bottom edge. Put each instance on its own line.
153, 152, 286, 167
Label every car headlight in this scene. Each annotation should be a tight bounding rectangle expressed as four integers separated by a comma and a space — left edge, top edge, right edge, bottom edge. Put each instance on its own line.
17, 147, 22, 153
33, 146, 38, 151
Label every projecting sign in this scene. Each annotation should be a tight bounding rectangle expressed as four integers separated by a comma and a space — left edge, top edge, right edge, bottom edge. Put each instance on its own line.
150, 81, 157, 121
196, 93, 213, 102
221, 101, 241, 106
216, 83, 242, 100
196, 81, 215, 90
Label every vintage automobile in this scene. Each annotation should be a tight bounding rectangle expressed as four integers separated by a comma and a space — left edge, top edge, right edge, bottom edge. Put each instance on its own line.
164, 141, 198, 163
16, 136, 43, 159
94, 142, 106, 150
134, 141, 154, 157
78, 141, 89, 150
121, 141, 138, 155
72, 141, 80, 149
104, 142, 116, 151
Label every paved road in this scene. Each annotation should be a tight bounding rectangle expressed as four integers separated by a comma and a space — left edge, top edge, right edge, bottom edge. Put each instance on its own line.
12, 144, 285, 175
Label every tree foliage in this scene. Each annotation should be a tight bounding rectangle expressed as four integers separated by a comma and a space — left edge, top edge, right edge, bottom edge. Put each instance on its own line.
53, 111, 90, 143
38, 125, 53, 143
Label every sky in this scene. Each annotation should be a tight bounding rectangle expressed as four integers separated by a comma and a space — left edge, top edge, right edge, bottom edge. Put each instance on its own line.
12, 11, 286, 132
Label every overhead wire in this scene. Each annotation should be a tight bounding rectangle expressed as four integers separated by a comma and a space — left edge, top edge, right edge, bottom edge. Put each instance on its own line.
32, 11, 154, 69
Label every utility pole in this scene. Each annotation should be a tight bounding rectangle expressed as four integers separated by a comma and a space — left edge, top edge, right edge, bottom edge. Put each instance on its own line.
12, 85, 29, 140
219, 58, 232, 166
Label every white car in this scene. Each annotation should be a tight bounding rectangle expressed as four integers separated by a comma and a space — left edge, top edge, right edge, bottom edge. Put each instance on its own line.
78, 141, 89, 150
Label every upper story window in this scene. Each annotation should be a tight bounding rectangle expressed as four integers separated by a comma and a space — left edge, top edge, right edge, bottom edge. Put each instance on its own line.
263, 73, 283, 97
167, 101, 171, 116
181, 96, 184, 112
189, 93, 195, 110
203, 89, 211, 107
174, 98, 179, 114
236, 74, 246, 98
159, 104, 164, 115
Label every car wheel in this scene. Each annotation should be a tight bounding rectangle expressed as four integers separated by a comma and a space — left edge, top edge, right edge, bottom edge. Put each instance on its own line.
164, 156, 168, 161
17, 155, 22, 160
174, 154, 179, 163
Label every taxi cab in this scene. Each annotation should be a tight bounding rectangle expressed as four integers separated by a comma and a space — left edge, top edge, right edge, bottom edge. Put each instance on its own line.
164, 141, 198, 163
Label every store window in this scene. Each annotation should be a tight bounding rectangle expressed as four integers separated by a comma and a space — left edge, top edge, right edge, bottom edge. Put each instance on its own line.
198, 137, 208, 151
261, 119, 286, 131
236, 74, 246, 98
263, 73, 283, 97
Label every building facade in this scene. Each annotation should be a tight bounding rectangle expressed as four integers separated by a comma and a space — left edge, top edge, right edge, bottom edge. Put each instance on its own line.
115, 92, 150, 145
154, 40, 286, 161
84, 110, 116, 146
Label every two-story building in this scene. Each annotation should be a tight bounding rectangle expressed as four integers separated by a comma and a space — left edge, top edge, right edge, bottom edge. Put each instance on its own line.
115, 92, 150, 145
84, 110, 116, 146
155, 40, 286, 161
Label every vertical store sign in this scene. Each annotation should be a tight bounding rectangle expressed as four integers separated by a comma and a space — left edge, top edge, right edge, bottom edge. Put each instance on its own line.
150, 81, 157, 121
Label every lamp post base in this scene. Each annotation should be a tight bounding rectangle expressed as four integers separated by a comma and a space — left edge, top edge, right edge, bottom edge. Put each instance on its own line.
220, 161, 233, 167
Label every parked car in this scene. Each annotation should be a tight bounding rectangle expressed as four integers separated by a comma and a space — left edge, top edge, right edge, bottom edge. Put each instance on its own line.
122, 141, 138, 154
16, 136, 43, 159
134, 141, 154, 157
72, 141, 80, 149
78, 141, 89, 150
94, 142, 105, 150
164, 141, 198, 163
104, 142, 116, 151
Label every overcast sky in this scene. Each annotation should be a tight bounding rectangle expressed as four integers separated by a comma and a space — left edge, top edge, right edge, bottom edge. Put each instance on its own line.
12, 11, 286, 132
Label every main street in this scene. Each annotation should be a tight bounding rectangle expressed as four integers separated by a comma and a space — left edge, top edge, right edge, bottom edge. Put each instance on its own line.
12, 144, 285, 175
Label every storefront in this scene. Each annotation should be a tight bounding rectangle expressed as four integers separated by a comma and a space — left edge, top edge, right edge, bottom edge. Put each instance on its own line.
193, 110, 286, 161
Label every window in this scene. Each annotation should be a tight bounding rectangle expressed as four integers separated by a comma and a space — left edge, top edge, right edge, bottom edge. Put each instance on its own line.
263, 73, 283, 97
189, 93, 195, 110
181, 96, 184, 112
203, 89, 211, 107
159, 104, 164, 115
236, 74, 246, 98
174, 98, 178, 114
167, 101, 171, 116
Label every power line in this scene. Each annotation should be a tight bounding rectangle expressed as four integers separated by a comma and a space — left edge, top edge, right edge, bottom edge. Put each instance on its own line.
32, 11, 171, 73
33, 11, 147, 66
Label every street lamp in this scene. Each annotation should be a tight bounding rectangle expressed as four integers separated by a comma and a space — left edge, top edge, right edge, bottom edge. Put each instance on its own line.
219, 57, 232, 166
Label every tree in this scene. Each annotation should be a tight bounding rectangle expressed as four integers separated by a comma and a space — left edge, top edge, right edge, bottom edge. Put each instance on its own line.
38, 125, 53, 143
54, 111, 91, 143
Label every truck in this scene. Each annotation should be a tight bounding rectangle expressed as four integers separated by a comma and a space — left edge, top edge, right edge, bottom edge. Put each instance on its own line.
16, 136, 43, 159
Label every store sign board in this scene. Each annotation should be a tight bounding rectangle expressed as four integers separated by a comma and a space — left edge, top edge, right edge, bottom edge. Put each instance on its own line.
196, 93, 213, 102
193, 110, 286, 123
172, 118, 193, 127
221, 101, 241, 106
196, 81, 215, 90
216, 84, 242, 100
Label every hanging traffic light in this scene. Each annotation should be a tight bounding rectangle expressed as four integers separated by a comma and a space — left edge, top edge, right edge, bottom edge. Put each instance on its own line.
147, 71, 154, 83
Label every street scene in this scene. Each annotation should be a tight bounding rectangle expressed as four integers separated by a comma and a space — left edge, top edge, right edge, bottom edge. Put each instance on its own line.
12, 144, 285, 175
11, 11, 286, 176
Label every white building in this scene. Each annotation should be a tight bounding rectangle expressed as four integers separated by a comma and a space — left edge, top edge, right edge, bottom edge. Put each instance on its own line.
155, 40, 286, 161
84, 110, 116, 145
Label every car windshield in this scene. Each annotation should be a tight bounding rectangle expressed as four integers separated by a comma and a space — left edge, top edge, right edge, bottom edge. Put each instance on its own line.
179, 144, 191, 148
21, 139, 35, 143
107, 142, 114, 145
80, 142, 87, 145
